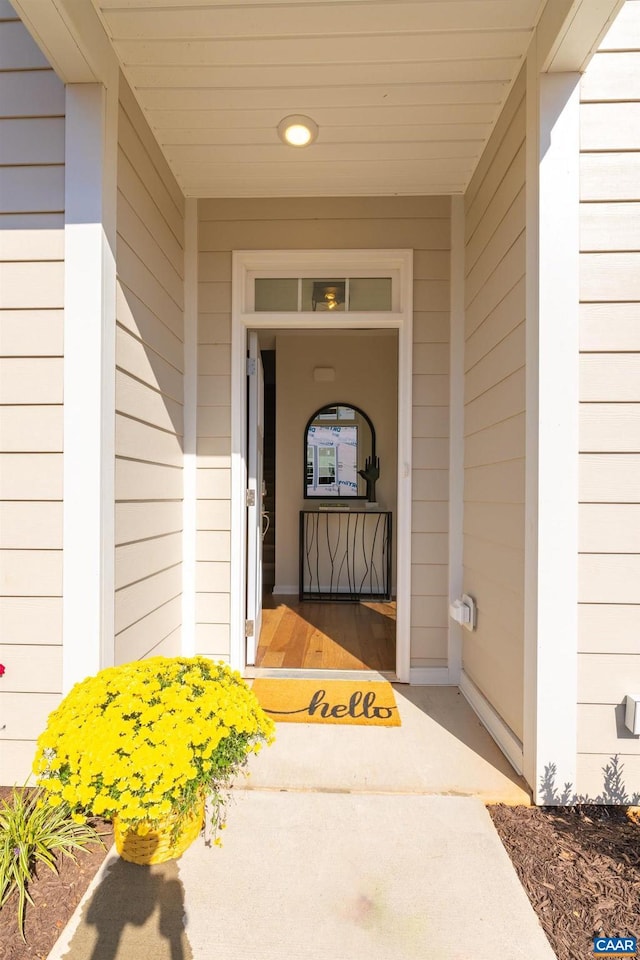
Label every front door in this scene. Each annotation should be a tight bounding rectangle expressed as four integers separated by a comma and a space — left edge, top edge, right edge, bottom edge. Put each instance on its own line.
245, 331, 264, 665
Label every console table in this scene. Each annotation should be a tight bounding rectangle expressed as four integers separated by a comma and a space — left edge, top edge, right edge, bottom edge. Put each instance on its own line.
299, 509, 392, 601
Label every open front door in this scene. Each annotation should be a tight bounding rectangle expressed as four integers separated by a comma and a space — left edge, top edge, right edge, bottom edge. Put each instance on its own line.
246, 331, 264, 665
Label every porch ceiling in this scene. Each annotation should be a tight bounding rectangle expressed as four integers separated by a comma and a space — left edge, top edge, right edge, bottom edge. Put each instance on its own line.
92, 0, 545, 198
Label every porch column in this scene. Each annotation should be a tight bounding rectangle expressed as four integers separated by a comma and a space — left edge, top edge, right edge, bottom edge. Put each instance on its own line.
63, 82, 118, 689
524, 56, 580, 801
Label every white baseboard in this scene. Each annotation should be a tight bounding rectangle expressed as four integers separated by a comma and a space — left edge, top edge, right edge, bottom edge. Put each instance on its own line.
409, 667, 451, 685
271, 585, 299, 596
459, 669, 524, 775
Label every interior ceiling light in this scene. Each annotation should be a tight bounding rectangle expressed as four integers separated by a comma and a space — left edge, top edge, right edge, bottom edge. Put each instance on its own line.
278, 114, 319, 147
312, 281, 345, 311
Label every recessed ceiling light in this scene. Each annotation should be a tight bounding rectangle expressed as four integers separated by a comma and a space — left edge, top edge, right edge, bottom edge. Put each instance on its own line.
277, 114, 319, 147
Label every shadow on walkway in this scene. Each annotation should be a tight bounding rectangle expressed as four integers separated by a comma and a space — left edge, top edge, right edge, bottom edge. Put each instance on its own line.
67, 857, 192, 960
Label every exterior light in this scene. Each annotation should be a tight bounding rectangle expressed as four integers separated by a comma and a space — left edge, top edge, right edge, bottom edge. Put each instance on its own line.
278, 115, 319, 147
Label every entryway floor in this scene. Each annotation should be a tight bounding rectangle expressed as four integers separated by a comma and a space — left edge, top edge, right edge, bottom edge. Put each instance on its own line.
256, 595, 396, 671
242, 684, 530, 804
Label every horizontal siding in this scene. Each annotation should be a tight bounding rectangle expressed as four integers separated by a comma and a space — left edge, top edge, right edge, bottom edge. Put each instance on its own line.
0, 6, 64, 784
412, 222, 450, 665
197, 196, 450, 665
577, 2, 640, 801
463, 67, 526, 741
114, 75, 185, 665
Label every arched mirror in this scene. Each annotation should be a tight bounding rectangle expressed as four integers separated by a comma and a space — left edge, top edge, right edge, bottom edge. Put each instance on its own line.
304, 403, 377, 500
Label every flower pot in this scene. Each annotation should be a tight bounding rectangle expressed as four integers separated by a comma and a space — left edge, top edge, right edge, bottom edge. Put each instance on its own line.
113, 797, 205, 864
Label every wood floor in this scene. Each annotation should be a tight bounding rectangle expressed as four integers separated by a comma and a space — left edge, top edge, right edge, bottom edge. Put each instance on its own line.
256, 595, 396, 671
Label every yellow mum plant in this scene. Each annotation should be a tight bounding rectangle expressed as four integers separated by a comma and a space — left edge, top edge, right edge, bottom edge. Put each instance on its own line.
33, 657, 275, 836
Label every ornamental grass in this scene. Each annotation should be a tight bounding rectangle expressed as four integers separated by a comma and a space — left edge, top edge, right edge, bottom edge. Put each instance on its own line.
0, 785, 103, 940
33, 657, 275, 835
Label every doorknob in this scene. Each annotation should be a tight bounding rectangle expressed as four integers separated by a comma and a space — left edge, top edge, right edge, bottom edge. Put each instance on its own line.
261, 511, 270, 540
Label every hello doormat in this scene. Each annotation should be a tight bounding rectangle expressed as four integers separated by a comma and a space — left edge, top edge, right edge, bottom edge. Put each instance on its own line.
251, 679, 401, 727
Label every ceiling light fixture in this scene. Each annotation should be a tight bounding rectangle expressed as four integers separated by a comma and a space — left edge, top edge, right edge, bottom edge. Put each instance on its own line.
312, 281, 345, 311
278, 114, 319, 147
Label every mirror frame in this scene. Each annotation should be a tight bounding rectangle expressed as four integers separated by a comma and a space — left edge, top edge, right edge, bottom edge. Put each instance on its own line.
303, 402, 376, 500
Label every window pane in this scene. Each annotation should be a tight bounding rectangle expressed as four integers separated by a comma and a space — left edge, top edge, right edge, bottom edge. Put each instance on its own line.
318, 447, 336, 483
348, 277, 392, 311
302, 278, 346, 312
254, 278, 298, 311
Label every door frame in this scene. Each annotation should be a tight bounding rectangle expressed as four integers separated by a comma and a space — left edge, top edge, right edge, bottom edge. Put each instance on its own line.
230, 249, 413, 682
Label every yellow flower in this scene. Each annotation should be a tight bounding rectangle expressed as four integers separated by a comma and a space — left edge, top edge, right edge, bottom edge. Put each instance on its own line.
33, 656, 274, 829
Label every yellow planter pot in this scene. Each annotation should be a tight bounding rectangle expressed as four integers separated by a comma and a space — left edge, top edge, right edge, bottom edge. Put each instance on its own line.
114, 798, 205, 864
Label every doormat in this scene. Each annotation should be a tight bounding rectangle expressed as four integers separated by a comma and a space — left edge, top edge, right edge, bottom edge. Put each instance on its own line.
251, 678, 401, 727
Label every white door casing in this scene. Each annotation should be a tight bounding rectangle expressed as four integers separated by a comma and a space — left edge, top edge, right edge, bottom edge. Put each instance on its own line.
230, 249, 413, 682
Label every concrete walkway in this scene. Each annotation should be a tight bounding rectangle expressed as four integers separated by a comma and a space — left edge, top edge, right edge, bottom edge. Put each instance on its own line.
48, 686, 555, 960
241, 685, 531, 802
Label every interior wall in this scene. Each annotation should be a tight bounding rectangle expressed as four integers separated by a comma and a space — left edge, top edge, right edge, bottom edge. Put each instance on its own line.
273, 331, 398, 592
577, 0, 640, 797
462, 66, 526, 740
0, 2, 65, 782
196, 197, 450, 668
114, 76, 185, 664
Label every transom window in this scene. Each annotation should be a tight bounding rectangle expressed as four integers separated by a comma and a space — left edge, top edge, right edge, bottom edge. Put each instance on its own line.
254, 277, 392, 312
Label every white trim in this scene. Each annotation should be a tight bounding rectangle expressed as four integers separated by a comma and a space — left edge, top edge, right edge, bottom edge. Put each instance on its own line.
63, 82, 117, 691
230, 254, 248, 675
460, 670, 524, 775
181, 199, 198, 657
231, 249, 413, 682
523, 42, 541, 797
409, 667, 451, 686
11, 0, 117, 83
541, 0, 625, 73
524, 56, 581, 801
448, 196, 465, 685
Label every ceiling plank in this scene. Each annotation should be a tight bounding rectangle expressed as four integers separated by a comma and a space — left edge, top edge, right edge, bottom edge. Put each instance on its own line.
147, 104, 501, 129
158, 124, 489, 145
110, 32, 530, 65
116, 54, 518, 88
176, 157, 475, 179
163, 140, 482, 163
135, 83, 509, 110
102, 1, 541, 39
190, 177, 463, 197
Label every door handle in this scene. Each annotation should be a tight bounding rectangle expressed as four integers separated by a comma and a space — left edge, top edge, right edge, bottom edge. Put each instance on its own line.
261, 511, 270, 540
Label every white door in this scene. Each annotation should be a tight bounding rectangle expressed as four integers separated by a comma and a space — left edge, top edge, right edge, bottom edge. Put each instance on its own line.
246, 331, 264, 665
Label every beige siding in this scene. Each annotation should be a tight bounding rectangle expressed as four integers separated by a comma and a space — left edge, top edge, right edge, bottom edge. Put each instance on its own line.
462, 68, 526, 740
114, 76, 185, 665
577, 1, 640, 800
0, 5, 64, 784
197, 197, 450, 665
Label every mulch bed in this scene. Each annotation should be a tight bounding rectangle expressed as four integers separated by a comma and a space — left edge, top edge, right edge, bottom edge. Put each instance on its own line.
489, 804, 640, 960
0, 787, 114, 960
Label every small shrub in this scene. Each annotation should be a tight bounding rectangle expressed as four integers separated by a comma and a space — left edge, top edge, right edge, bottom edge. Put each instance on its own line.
0, 785, 103, 941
